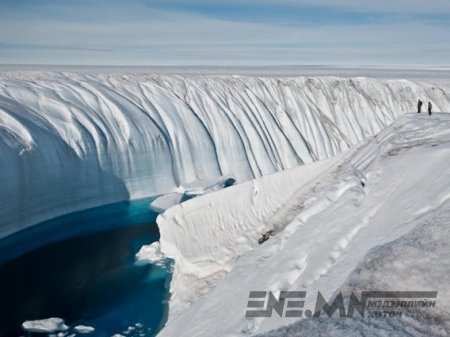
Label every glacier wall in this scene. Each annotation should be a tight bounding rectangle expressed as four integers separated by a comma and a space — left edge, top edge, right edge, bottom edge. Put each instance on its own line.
0, 73, 449, 237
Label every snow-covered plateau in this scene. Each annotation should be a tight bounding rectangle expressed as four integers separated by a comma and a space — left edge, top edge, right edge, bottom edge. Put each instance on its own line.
140, 113, 450, 337
1, 72, 450, 238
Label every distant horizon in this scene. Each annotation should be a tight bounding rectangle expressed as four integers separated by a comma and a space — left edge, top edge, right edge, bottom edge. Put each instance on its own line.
1, 64, 450, 69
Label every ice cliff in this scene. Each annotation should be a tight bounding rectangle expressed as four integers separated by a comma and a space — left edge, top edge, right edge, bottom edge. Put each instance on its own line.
0, 73, 449, 236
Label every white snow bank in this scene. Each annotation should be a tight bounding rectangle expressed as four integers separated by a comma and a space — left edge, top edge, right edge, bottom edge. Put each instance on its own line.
154, 114, 450, 337
1, 73, 450, 237
149, 153, 345, 318
74, 325, 95, 334
22, 317, 69, 333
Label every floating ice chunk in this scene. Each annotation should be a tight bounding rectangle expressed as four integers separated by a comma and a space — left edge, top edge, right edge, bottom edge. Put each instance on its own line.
136, 242, 167, 267
149, 193, 184, 213
22, 318, 69, 333
136, 241, 164, 264
74, 325, 95, 334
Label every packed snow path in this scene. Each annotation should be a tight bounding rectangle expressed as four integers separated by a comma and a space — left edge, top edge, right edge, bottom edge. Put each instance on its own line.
1, 73, 450, 237
145, 114, 450, 337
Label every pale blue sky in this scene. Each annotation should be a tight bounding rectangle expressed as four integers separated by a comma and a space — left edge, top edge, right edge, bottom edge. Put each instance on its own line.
0, 0, 449, 65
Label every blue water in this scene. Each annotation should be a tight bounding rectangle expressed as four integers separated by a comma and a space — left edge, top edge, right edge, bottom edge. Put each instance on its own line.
0, 198, 172, 337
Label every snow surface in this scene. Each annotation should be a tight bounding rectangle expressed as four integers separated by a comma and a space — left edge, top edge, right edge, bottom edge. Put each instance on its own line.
2, 65, 450, 86
140, 114, 450, 337
262, 207, 450, 337
1, 73, 450, 237
22, 317, 69, 333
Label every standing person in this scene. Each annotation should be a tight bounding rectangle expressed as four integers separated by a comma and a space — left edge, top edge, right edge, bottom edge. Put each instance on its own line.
428, 101, 433, 116
417, 99, 423, 113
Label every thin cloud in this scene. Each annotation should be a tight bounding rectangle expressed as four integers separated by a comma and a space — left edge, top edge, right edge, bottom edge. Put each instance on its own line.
0, 42, 113, 52
0, 0, 448, 65
151, 0, 450, 14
